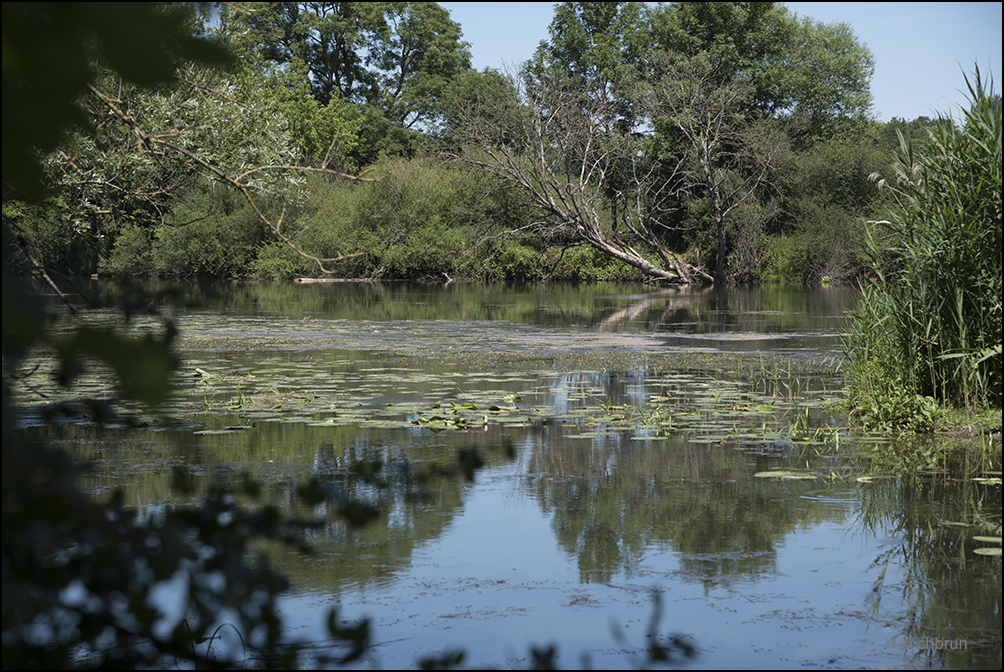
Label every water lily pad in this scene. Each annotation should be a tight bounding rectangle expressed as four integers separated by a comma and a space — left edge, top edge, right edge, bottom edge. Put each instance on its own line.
855, 475, 894, 482
689, 436, 730, 444
972, 536, 1002, 544
755, 470, 816, 480
973, 547, 1002, 556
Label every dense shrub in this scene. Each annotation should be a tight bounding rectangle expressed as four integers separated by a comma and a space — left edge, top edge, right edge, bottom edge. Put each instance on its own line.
154, 184, 271, 278
285, 157, 484, 280
98, 225, 156, 276
770, 134, 887, 283
253, 240, 313, 281
470, 241, 541, 283
98, 184, 275, 278
5, 202, 108, 276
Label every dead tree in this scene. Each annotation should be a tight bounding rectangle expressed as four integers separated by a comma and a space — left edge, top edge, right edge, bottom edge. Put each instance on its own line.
643, 54, 785, 283
448, 63, 713, 285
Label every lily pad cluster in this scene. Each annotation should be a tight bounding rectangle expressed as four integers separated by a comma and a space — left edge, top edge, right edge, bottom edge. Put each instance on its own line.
169, 354, 850, 464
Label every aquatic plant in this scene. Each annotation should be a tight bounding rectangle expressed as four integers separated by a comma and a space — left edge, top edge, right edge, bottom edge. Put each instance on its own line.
847, 66, 1002, 425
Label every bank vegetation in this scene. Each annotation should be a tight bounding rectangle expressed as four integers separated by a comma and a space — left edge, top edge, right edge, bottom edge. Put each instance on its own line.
2, 3, 1001, 669
8, 1, 903, 287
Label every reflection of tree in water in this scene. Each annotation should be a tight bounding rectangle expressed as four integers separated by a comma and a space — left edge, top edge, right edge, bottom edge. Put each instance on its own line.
525, 429, 840, 585
591, 284, 858, 337
577, 522, 623, 582
193, 281, 855, 336
672, 484, 782, 591
858, 477, 1002, 669
592, 287, 711, 333
286, 426, 515, 594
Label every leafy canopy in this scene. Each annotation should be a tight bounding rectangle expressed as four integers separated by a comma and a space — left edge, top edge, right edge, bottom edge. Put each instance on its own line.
2, 2, 230, 200
224, 1, 472, 161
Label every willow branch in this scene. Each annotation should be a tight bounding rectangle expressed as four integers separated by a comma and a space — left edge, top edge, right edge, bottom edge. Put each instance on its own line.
86, 82, 367, 274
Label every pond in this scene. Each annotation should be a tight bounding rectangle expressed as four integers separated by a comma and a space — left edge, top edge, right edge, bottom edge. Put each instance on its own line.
14, 281, 1002, 669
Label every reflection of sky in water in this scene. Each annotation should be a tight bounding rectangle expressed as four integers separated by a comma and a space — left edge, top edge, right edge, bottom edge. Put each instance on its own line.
26, 285, 992, 669
547, 371, 648, 412
277, 459, 913, 670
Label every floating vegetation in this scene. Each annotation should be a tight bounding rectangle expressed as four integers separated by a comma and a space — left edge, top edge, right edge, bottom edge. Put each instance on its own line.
855, 475, 895, 483
12, 350, 846, 459
972, 537, 1002, 556
8, 307, 856, 470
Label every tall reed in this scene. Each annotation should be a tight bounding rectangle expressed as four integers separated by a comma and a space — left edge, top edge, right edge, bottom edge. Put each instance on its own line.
846, 66, 1002, 424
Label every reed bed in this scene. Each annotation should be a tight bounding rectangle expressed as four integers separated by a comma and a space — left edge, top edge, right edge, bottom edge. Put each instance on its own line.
846, 67, 1002, 429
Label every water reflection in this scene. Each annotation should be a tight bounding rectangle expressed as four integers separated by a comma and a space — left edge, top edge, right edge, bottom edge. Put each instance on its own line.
526, 429, 797, 586
15, 281, 1000, 668
66, 276, 856, 332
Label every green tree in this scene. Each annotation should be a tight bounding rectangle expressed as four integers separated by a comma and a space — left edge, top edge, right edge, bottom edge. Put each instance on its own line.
450, 61, 714, 285
645, 2, 874, 137
646, 1, 795, 117
644, 53, 788, 283
436, 67, 515, 141
232, 1, 378, 106
877, 115, 936, 153
227, 2, 472, 163
767, 124, 889, 283
482, 2, 876, 284
40, 61, 302, 238
780, 15, 875, 146
237, 56, 361, 171
529, 2, 646, 128
369, 2, 472, 130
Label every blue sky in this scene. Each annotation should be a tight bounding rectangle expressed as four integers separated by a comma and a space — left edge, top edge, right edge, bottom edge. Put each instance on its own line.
439, 2, 1003, 122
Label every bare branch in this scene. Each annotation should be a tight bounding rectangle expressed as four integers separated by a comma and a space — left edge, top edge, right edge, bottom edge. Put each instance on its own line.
642, 53, 786, 282
7, 221, 93, 314
447, 64, 712, 284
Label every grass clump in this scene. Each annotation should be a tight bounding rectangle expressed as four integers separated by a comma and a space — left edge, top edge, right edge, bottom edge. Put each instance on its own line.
846, 66, 1002, 430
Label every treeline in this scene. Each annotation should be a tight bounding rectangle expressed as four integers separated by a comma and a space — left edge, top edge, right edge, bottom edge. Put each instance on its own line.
2, 4, 998, 668
0, 2, 971, 284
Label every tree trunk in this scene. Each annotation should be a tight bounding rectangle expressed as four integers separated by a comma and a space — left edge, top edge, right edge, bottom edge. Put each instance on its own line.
713, 193, 727, 284
699, 140, 728, 284
586, 226, 713, 284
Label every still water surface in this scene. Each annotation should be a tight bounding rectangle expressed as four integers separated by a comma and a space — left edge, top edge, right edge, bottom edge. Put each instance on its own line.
20, 282, 1001, 669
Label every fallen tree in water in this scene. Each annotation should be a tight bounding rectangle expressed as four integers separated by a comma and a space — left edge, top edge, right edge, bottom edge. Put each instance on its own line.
447, 64, 713, 286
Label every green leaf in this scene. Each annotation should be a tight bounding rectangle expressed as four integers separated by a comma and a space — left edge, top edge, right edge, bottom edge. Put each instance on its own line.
66, 326, 178, 406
